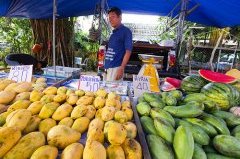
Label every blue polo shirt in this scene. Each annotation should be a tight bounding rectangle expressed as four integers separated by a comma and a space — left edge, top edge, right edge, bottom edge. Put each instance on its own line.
104, 24, 132, 69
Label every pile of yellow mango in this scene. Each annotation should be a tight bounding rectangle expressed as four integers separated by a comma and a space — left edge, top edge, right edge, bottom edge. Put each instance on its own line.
0, 78, 142, 159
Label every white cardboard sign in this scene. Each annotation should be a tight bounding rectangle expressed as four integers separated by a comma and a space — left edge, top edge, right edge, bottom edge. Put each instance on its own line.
133, 75, 151, 97
8, 65, 33, 82
78, 75, 100, 92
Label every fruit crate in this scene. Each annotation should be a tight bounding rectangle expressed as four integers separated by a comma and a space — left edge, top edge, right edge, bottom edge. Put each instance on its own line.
42, 66, 80, 78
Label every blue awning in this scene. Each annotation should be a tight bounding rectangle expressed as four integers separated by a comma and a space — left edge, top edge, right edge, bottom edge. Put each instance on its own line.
0, 0, 240, 27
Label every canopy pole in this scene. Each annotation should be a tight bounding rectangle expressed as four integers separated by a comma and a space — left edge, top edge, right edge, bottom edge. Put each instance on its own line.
99, 0, 106, 45
175, 0, 188, 78
53, 0, 57, 77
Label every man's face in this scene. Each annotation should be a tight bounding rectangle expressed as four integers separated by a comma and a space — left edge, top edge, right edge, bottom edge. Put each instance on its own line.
108, 12, 122, 28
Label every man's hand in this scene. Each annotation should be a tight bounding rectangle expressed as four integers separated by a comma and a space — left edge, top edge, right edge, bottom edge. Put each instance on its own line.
115, 66, 124, 80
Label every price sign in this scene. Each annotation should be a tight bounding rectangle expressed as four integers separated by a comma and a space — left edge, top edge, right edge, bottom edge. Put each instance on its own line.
8, 65, 33, 82
79, 75, 100, 92
133, 75, 150, 97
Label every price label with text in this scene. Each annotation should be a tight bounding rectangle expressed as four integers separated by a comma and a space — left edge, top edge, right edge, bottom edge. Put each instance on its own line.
8, 65, 33, 82
79, 75, 100, 92
133, 75, 150, 97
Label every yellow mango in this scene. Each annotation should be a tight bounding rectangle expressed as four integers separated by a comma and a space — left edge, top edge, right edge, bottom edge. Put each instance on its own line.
75, 89, 85, 97
3, 132, 45, 159
43, 86, 58, 95
66, 94, 79, 105
47, 125, 81, 149
107, 145, 125, 159
88, 118, 104, 132
107, 122, 127, 145
6, 109, 32, 131
122, 138, 142, 159
123, 122, 137, 139
0, 79, 15, 91
122, 107, 133, 121
66, 89, 75, 96
30, 90, 44, 102
0, 127, 21, 158
0, 111, 11, 126
103, 120, 117, 140
95, 108, 103, 119
38, 102, 59, 119
105, 98, 117, 107
61, 143, 84, 159
32, 82, 47, 91
72, 117, 90, 133
85, 91, 95, 97
83, 141, 106, 159
115, 100, 122, 110
14, 82, 32, 93
87, 128, 104, 144
101, 106, 116, 121
93, 96, 105, 109
0, 90, 16, 104
76, 96, 94, 105
4, 82, 19, 92
71, 105, 88, 119
11, 92, 31, 103
31, 145, 58, 159
27, 101, 44, 115
53, 94, 67, 103
84, 105, 96, 120
57, 86, 68, 94
114, 111, 128, 124
107, 92, 117, 100
59, 117, 74, 127
36, 77, 47, 83
96, 88, 107, 98
8, 99, 31, 112
23, 115, 41, 134
122, 100, 131, 108
40, 94, 55, 104
52, 103, 73, 121
39, 118, 57, 136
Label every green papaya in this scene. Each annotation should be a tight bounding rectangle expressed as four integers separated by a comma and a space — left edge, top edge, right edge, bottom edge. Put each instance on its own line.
147, 135, 174, 159
140, 116, 158, 135
183, 93, 206, 103
136, 102, 151, 116
154, 118, 175, 144
150, 108, 175, 127
212, 110, 240, 127
213, 135, 240, 158
202, 113, 230, 135
207, 153, 235, 159
203, 100, 219, 112
138, 96, 146, 103
169, 90, 183, 101
149, 99, 165, 109
143, 92, 158, 103
163, 104, 203, 118
173, 125, 194, 159
165, 94, 177, 106
231, 125, 240, 139
193, 144, 207, 159
161, 92, 169, 102
178, 119, 210, 145
185, 118, 217, 137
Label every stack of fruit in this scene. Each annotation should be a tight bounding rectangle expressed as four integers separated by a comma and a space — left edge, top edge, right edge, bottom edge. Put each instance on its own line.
0, 78, 142, 159
137, 72, 240, 159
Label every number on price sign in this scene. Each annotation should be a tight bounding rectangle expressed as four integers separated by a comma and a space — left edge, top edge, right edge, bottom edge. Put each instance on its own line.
79, 75, 100, 92
8, 65, 33, 82
133, 75, 150, 97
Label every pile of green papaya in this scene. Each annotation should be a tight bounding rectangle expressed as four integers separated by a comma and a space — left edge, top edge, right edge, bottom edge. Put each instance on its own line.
137, 91, 240, 159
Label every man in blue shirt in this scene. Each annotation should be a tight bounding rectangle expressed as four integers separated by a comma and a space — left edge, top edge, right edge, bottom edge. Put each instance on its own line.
105, 7, 133, 81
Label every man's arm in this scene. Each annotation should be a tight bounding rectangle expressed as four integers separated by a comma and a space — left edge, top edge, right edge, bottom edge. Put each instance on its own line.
115, 50, 131, 80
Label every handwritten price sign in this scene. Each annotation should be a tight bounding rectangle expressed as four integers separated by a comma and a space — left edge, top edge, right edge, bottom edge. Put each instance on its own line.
8, 65, 33, 82
133, 75, 150, 97
79, 75, 100, 92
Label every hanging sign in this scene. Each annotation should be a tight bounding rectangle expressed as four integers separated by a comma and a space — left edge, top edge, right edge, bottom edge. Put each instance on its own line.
133, 75, 151, 97
78, 75, 100, 92
8, 65, 33, 82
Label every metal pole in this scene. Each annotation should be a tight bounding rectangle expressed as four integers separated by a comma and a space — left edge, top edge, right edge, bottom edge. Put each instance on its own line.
99, 0, 106, 45
175, 0, 188, 78
53, 0, 57, 77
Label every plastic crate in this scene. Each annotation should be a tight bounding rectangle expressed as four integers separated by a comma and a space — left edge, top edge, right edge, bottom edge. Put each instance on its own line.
42, 66, 80, 78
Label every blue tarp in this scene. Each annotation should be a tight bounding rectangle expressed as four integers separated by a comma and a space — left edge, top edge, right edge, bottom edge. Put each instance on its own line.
0, 0, 240, 27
